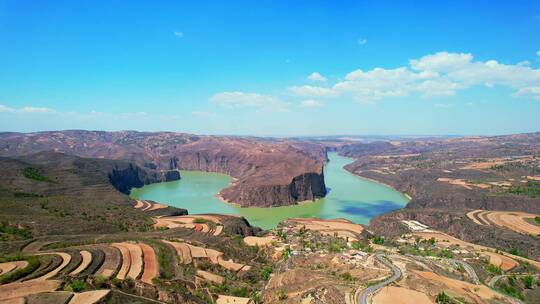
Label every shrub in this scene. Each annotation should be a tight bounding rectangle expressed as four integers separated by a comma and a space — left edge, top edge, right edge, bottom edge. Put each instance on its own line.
278, 289, 287, 300
66, 279, 86, 292
23, 167, 54, 182
436, 291, 451, 303
373, 235, 384, 245
341, 272, 354, 281
486, 264, 502, 275
521, 275, 534, 289
260, 266, 273, 281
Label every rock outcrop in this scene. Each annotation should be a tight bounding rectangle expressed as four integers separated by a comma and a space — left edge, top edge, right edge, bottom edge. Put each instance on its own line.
108, 164, 180, 194
0, 131, 327, 207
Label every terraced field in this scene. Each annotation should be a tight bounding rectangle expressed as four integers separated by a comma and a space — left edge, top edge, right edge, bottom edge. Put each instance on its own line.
467, 210, 540, 235
0, 241, 160, 303
154, 215, 225, 236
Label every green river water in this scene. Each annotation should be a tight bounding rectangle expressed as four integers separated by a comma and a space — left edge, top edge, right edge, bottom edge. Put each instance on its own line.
130, 152, 409, 229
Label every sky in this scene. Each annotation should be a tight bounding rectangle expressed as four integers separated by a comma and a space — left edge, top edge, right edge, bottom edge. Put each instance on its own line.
1, 1, 540, 136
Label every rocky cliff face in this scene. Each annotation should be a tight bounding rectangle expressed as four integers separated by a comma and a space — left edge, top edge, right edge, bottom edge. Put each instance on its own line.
220, 171, 326, 207
108, 164, 181, 194
0, 131, 328, 207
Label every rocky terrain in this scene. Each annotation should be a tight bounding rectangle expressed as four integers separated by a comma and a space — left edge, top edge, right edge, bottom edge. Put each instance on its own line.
327, 132, 540, 260
0, 131, 327, 207
0, 131, 539, 303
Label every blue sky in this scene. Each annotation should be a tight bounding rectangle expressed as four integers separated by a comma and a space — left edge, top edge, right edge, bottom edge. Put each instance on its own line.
1, 1, 540, 136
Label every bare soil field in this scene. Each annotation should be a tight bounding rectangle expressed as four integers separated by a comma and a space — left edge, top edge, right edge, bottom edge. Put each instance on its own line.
215, 295, 251, 304
67, 289, 110, 304
196, 270, 224, 284
243, 236, 277, 247
0, 280, 61, 301
111, 243, 131, 280
413, 270, 501, 303
123, 243, 143, 279
69, 250, 92, 275
0, 261, 28, 275
467, 210, 540, 235
372, 286, 433, 304
286, 218, 364, 241
30, 252, 71, 281
163, 240, 249, 272
95, 245, 120, 278
481, 252, 518, 271
139, 243, 158, 284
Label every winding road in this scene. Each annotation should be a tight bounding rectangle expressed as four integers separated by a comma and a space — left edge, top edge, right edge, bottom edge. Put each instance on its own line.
357, 254, 401, 304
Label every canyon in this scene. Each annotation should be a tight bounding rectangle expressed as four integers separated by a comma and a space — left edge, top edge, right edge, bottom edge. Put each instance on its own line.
0, 131, 327, 207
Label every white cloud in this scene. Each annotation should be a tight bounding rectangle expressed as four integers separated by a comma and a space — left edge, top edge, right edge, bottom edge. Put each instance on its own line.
288, 85, 338, 98
307, 72, 327, 82
288, 51, 540, 102
358, 38, 367, 45
0, 104, 56, 113
537, 50, 540, 57
210, 91, 289, 111
300, 99, 323, 108
174, 31, 183, 38
191, 111, 216, 118
0, 105, 15, 113
20, 106, 55, 113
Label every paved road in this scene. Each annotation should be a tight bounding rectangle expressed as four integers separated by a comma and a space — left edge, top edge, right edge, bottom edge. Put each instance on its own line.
451, 259, 480, 285
358, 254, 401, 304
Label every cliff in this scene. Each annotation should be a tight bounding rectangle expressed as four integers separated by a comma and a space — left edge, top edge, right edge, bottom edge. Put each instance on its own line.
0, 131, 327, 207
108, 164, 181, 194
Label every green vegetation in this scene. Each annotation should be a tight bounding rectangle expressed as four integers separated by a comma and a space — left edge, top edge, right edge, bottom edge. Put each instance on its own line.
372, 235, 384, 245
486, 263, 502, 275
341, 271, 355, 281
437, 249, 454, 259
435, 291, 452, 304
498, 281, 524, 300
521, 275, 534, 289
506, 181, 540, 198
0, 222, 32, 241
508, 247, 528, 258
23, 167, 54, 182
259, 266, 273, 281
276, 228, 287, 241
192, 217, 208, 224
278, 289, 288, 300
0, 255, 40, 284
535, 216, 540, 225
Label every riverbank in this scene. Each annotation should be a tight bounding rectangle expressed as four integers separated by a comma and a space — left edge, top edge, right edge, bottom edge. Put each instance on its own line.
131, 152, 409, 229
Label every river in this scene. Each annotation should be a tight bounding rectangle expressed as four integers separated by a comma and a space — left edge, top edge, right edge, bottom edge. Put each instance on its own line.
130, 152, 409, 229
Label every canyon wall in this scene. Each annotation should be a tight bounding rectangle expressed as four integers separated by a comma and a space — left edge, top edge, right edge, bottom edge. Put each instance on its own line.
0, 131, 327, 207
108, 163, 180, 194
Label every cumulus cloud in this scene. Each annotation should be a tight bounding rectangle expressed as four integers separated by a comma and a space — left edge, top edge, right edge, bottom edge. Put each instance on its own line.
300, 99, 323, 108
0, 104, 56, 113
288, 51, 540, 102
211, 91, 289, 111
307, 72, 327, 82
